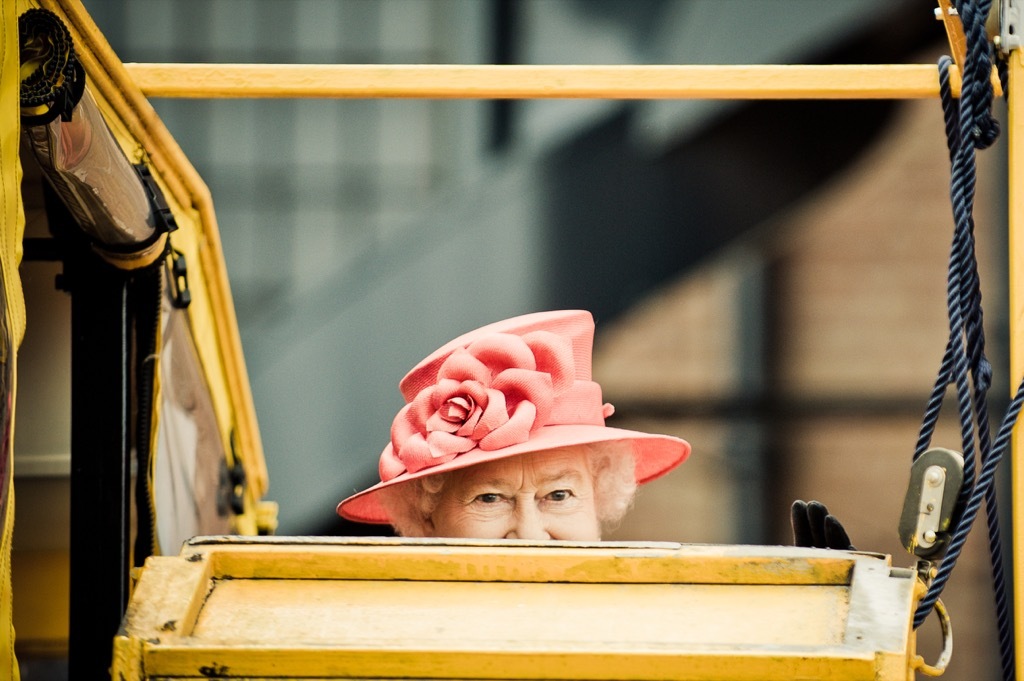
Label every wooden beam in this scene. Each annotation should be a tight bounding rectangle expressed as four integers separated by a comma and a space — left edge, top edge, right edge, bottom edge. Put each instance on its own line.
122, 63, 978, 100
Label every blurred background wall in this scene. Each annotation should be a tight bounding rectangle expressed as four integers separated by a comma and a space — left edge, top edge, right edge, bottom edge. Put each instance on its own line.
13, 1, 1012, 678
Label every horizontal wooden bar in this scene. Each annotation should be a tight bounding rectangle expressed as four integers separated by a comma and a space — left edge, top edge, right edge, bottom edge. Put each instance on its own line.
196, 541, 858, 585
123, 63, 977, 100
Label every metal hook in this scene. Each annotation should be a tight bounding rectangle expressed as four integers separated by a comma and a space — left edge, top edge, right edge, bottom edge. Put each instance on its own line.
913, 598, 953, 676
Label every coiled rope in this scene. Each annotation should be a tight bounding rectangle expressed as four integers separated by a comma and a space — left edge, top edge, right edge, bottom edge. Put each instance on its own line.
912, 1, 1019, 678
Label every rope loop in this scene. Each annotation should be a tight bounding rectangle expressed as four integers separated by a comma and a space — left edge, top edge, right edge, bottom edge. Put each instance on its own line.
912, 2, 1018, 678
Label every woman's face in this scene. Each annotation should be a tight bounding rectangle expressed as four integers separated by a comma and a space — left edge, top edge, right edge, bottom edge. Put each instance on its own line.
426, 449, 601, 540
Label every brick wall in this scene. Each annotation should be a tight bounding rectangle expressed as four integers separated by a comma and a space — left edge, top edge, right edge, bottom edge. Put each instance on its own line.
595, 95, 1005, 679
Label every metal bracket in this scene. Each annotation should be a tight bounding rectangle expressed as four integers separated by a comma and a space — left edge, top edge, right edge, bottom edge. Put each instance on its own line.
898, 447, 965, 558
167, 247, 191, 309
997, 0, 1023, 53
134, 163, 179, 237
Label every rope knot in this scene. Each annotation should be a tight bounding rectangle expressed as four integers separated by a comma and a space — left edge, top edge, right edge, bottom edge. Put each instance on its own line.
974, 356, 993, 393
972, 115, 1000, 149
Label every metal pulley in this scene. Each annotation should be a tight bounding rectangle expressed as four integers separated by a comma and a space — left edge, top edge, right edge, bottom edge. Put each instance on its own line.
898, 448, 965, 558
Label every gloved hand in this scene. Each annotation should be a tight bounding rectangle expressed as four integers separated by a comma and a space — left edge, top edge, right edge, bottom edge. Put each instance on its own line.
791, 500, 855, 550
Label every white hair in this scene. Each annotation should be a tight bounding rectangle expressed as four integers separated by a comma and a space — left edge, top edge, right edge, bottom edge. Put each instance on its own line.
377, 442, 638, 538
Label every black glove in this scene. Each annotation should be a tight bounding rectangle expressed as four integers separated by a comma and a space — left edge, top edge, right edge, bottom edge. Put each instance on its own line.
791, 500, 855, 550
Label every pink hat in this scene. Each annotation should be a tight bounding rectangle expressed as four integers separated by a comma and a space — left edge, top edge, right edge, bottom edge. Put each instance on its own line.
337, 310, 690, 524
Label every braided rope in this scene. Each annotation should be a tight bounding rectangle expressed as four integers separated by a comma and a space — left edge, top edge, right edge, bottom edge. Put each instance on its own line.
910, 3, 1019, 674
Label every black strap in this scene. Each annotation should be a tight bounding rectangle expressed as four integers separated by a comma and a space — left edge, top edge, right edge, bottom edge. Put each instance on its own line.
18, 8, 85, 127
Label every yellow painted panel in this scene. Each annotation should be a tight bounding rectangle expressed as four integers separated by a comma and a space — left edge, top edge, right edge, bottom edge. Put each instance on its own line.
141, 647, 883, 681
3, 0, 28, 676
11, 549, 68, 655
194, 579, 848, 648
115, 538, 919, 680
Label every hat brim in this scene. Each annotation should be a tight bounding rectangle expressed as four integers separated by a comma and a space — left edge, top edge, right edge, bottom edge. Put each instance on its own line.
336, 425, 690, 525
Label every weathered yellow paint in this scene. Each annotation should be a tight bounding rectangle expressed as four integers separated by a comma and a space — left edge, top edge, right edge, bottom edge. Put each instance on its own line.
113, 555, 211, 681
114, 538, 921, 680
194, 537, 856, 585
1, 0, 27, 676
11, 549, 69, 656
122, 62, 992, 101
936, 0, 967, 71
1008, 46, 1024, 681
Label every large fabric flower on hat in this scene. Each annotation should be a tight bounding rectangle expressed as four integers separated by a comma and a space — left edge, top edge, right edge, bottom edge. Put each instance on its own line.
379, 330, 575, 480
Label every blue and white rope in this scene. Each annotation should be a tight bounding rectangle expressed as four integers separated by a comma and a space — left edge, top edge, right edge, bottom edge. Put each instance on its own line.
911, 1, 1017, 677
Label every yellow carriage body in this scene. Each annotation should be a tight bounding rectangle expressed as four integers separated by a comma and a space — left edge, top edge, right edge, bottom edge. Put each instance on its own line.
3, 0, 1022, 679
114, 538, 921, 681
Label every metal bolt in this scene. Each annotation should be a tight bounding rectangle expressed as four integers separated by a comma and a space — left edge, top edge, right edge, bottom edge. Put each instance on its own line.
925, 467, 944, 487
924, 530, 938, 543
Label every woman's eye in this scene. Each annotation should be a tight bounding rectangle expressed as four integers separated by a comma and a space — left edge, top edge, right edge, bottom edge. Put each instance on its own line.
475, 493, 502, 504
546, 489, 572, 502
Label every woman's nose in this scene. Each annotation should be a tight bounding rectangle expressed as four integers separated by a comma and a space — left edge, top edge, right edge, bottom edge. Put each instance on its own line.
505, 503, 550, 540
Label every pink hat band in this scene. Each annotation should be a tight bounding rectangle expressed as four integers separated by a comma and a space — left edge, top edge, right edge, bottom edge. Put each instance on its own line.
379, 329, 611, 482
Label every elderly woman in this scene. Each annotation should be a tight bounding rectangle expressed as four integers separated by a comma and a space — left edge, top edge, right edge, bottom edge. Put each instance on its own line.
337, 310, 691, 540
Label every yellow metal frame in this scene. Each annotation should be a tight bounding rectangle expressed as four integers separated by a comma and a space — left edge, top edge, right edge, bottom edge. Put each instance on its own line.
36, 0, 269, 506
1008, 46, 1024, 681
59, 1, 1019, 677
124, 62, 980, 100
114, 538, 920, 680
